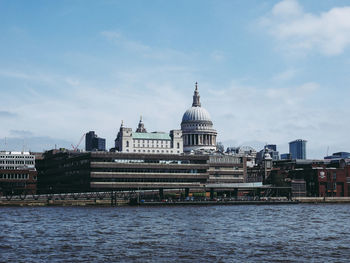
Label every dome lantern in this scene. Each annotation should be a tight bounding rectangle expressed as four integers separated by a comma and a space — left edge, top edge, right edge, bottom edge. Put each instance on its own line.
192, 82, 201, 107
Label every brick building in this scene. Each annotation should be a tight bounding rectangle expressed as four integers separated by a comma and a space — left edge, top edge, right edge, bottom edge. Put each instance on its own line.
269, 159, 350, 197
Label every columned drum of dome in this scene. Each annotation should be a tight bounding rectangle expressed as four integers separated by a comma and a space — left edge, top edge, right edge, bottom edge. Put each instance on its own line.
181, 83, 217, 152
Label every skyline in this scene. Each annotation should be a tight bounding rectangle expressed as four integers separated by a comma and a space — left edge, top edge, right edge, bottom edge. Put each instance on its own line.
1, 0, 350, 157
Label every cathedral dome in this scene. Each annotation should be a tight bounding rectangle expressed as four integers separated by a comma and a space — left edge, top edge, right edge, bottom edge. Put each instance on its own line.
180, 83, 217, 153
182, 106, 212, 123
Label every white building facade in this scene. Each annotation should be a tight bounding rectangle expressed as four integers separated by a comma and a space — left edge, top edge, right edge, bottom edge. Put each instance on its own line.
0, 151, 35, 170
115, 118, 183, 154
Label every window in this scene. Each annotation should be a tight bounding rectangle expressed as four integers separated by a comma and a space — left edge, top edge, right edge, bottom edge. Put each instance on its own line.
126, 141, 129, 147
177, 142, 180, 149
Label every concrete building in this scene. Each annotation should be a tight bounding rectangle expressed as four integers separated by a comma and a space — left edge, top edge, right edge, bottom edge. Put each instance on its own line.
0, 151, 37, 195
114, 118, 183, 154
226, 146, 257, 167
35, 147, 263, 196
0, 151, 35, 170
85, 131, 106, 151
36, 149, 209, 193
181, 83, 217, 152
289, 139, 307, 160
207, 155, 246, 184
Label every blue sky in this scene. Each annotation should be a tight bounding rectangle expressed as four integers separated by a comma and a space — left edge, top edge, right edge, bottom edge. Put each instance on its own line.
1, 0, 350, 158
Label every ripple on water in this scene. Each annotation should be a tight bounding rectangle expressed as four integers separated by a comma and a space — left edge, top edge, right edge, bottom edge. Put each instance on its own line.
1, 205, 350, 262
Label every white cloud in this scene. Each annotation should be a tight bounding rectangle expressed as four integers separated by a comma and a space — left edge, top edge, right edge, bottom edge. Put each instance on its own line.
0, 110, 18, 118
266, 82, 319, 105
204, 80, 350, 157
101, 31, 150, 52
271, 0, 303, 18
0, 65, 195, 150
100, 30, 193, 63
9, 130, 33, 137
272, 68, 297, 82
210, 50, 225, 62
262, 0, 350, 56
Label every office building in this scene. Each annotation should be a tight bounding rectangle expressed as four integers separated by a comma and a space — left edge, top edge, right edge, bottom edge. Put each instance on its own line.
85, 131, 106, 151
0, 151, 37, 195
36, 149, 209, 193
289, 139, 307, 160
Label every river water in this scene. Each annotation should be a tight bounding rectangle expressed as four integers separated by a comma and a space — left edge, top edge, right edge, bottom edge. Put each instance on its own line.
1, 204, 350, 262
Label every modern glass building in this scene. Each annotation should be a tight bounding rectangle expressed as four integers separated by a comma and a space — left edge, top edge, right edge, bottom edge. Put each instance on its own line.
289, 139, 307, 160
85, 131, 106, 151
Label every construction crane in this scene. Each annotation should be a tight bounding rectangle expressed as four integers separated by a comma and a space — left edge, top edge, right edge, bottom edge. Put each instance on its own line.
71, 133, 86, 151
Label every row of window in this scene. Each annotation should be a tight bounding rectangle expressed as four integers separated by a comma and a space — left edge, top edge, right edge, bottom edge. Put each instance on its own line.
125, 149, 181, 153
0, 166, 32, 170
95, 168, 205, 173
126, 141, 180, 149
133, 139, 170, 144
0, 160, 34, 164
114, 159, 192, 164
0, 173, 29, 180
0, 155, 34, 159
94, 178, 202, 183
134, 144, 172, 149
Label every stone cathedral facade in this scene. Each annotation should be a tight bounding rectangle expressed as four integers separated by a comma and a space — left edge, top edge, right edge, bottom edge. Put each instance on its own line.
115, 83, 217, 154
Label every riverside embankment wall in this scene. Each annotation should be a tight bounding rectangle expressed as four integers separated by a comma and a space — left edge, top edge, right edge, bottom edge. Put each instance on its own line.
2, 197, 350, 206
294, 197, 350, 203
0, 199, 128, 206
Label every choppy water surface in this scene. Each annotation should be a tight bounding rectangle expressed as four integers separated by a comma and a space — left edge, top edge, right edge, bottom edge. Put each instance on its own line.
1, 204, 350, 262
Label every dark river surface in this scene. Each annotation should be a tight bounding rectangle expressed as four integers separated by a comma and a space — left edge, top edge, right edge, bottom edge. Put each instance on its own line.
1, 204, 350, 263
